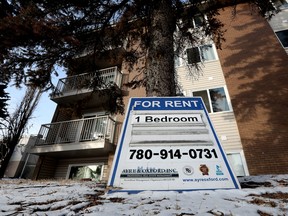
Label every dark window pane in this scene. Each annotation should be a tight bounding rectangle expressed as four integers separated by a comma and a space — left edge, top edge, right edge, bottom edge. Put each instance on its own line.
276, 30, 288, 47
194, 15, 204, 28
193, 90, 211, 113
187, 47, 201, 64
209, 87, 229, 112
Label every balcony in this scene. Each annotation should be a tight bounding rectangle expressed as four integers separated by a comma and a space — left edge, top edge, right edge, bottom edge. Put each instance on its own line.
30, 116, 116, 158
51, 66, 122, 105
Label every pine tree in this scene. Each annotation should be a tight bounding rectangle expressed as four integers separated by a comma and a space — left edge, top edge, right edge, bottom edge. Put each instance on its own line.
0, 0, 280, 106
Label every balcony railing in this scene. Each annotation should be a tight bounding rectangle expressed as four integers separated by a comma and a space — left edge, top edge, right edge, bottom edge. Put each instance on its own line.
53, 66, 122, 96
35, 116, 115, 146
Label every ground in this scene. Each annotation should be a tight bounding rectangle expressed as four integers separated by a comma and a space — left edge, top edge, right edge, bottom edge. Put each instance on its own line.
0, 175, 287, 215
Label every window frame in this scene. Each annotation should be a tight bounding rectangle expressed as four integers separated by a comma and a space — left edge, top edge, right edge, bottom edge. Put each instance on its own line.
275, 29, 288, 48
181, 14, 206, 29
273, 0, 288, 9
175, 44, 218, 67
191, 86, 232, 114
192, 14, 205, 28
82, 111, 107, 118
66, 163, 104, 181
186, 44, 217, 64
186, 47, 201, 64
226, 151, 249, 177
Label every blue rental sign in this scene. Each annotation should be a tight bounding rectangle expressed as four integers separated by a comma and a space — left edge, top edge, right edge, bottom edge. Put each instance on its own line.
108, 97, 240, 192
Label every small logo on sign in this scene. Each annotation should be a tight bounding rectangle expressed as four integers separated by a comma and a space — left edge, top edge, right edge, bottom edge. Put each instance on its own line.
183, 166, 194, 175
216, 165, 224, 175
199, 164, 209, 175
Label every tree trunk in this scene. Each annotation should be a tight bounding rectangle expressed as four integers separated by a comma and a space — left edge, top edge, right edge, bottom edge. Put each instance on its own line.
145, 0, 176, 96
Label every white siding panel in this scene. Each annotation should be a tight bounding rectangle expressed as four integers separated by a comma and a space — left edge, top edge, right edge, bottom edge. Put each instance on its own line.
37, 157, 57, 179
177, 60, 243, 152
209, 112, 243, 152
177, 61, 226, 91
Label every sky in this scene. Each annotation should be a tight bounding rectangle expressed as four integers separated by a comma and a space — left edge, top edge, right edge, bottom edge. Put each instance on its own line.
7, 86, 56, 135
6, 71, 65, 135
0, 174, 287, 215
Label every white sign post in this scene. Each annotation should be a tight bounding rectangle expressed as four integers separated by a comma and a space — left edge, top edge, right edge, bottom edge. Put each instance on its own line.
108, 97, 240, 192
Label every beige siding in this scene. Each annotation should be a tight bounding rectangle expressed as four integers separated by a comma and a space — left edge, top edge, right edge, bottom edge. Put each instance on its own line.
177, 60, 243, 153
177, 60, 226, 92
37, 157, 57, 179
209, 112, 243, 152
54, 157, 109, 180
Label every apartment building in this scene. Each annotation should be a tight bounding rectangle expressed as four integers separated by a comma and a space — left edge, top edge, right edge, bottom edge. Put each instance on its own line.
178, 3, 288, 176
217, 3, 288, 175
28, 3, 288, 181
29, 57, 146, 182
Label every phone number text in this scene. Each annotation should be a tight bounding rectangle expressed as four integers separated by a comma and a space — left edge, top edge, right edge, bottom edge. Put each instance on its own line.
129, 148, 218, 160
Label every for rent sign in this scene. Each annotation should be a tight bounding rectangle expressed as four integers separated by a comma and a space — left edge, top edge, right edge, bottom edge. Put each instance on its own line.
108, 97, 240, 192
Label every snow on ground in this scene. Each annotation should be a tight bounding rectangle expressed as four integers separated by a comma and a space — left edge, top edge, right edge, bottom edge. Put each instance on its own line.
0, 175, 288, 216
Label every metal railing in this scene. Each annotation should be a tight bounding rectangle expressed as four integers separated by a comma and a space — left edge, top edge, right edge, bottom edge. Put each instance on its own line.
53, 66, 122, 95
35, 116, 115, 146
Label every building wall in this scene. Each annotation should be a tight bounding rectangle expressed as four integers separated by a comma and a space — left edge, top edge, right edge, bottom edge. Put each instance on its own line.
177, 61, 226, 89
34, 156, 57, 179
4, 136, 37, 178
177, 48, 247, 176
178, 62, 243, 153
32, 60, 146, 181
209, 113, 243, 152
217, 4, 288, 175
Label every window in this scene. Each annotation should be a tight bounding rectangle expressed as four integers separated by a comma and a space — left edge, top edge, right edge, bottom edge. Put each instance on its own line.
193, 15, 205, 28
209, 88, 230, 112
274, 0, 288, 9
175, 44, 217, 67
227, 153, 246, 177
192, 90, 211, 113
279, 2, 288, 9
174, 56, 181, 67
186, 44, 216, 64
200, 45, 216, 61
192, 87, 230, 113
275, 30, 288, 48
187, 47, 201, 64
183, 14, 205, 29
81, 112, 108, 141
67, 164, 104, 182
